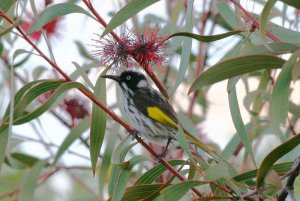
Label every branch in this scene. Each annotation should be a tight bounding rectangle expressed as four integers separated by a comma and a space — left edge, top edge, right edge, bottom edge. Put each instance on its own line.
229, 0, 281, 42
0, 8, 203, 197
277, 155, 300, 201
0, 167, 59, 199
188, 0, 215, 118
81, 0, 168, 97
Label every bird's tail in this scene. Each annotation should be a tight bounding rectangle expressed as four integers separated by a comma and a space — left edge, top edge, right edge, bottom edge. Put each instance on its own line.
182, 129, 220, 159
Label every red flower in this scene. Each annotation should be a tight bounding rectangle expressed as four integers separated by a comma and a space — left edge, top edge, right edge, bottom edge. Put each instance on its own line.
45, 0, 53, 6
21, 17, 61, 42
129, 24, 168, 69
94, 24, 168, 71
93, 32, 135, 69
62, 97, 90, 126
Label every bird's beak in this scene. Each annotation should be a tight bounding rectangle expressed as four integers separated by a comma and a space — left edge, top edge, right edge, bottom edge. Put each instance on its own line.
101, 75, 121, 83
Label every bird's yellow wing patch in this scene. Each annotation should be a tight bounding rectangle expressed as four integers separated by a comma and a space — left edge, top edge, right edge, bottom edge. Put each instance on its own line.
147, 107, 177, 128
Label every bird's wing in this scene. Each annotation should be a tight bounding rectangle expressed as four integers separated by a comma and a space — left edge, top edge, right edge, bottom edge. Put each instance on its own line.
133, 88, 221, 158
133, 88, 178, 128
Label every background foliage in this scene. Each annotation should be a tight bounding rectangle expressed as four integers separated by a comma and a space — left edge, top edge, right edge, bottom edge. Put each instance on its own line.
0, 0, 300, 200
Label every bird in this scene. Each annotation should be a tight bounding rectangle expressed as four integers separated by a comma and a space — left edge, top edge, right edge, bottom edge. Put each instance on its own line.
101, 69, 219, 159
102, 70, 214, 158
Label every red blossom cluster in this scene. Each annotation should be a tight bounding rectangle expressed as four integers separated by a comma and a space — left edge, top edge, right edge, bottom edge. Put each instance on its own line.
94, 32, 135, 68
39, 91, 90, 126
62, 98, 90, 125
20, 0, 61, 42
94, 24, 168, 71
21, 17, 61, 41
130, 26, 168, 70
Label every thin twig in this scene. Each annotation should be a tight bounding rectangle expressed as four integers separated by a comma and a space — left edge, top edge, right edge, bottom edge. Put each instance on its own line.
229, 0, 281, 42
13, 70, 90, 149
188, 0, 214, 118
277, 155, 300, 201
0, 8, 203, 198
0, 167, 59, 199
0, 165, 94, 199
81, 0, 169, 97
13, 134, 90, 160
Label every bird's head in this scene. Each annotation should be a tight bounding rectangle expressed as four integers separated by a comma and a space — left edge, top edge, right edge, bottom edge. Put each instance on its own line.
102, 70, 149, 94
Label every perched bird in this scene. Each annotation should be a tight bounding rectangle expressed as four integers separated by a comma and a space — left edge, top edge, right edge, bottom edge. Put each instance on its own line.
102, 70, 211, 158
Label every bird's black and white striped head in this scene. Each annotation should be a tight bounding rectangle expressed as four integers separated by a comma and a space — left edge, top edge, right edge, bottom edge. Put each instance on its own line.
102, 70, 149, 94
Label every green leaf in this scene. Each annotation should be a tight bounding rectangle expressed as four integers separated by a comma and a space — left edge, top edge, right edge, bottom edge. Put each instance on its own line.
243, 43, 299, 55
12, 50, 34, 68
101, 0, 160, 37
0, 45, 19, 172
221, 121, 269, 160
160, 180, 201, 201
32, 66, 47, 79
1, 82, 47, 171
189, 55, 285, 92
90, 70, 107, 175
217, 1, 242, 30
204, 163, 238, 181
135, 160, 185, 184
109, 140, 149, 201
75, 41, 95, 60
111, 156, 149, 201
0, 81, 90, 171
8, 80, 51, 111
169, 30, 244, 42
19, 160, 47, 201
10, 153, 41, 167
289, 102, 300, 117
221, 132, 240, 160
256, 134, 300, 188
169, 0, 193, 95
0, 128, 9, 172
109, 139, 134, 196
12, 82, 89, 125
72, 61, 95, 90
121, 184, 163, 201
252, 71, 270, 114
53, 117, 90, 164
270, 23, 300, 44
270, 50, 300, 135
175, 128, 195, 163
233, 162, 293, 182
222, 178, 243, 198
99, 125, 119, 199
0, 80, 63, 127
228, 80, 256, 166
197, 198, 232, 201
260, 0, 278, 43
292, 60, 300, 81
280, 0, 300, 8
0, 0, 15, 23
11, 80, 63, 119
177, 114, 219, 161
243, 90, 264, 114
28, 3, 96, 34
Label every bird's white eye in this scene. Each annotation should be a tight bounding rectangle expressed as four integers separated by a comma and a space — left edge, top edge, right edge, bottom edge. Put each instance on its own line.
126, 75, 131, 80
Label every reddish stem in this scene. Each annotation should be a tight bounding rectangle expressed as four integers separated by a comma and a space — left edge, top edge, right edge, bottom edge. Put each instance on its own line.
0, 188, 20, 199
188, 0, 213, 118
229, 0, 281, 42
82, 0, 122, 44
81, 0, 168, 97
0, 167, 59, 199
0, 9, 203, 197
